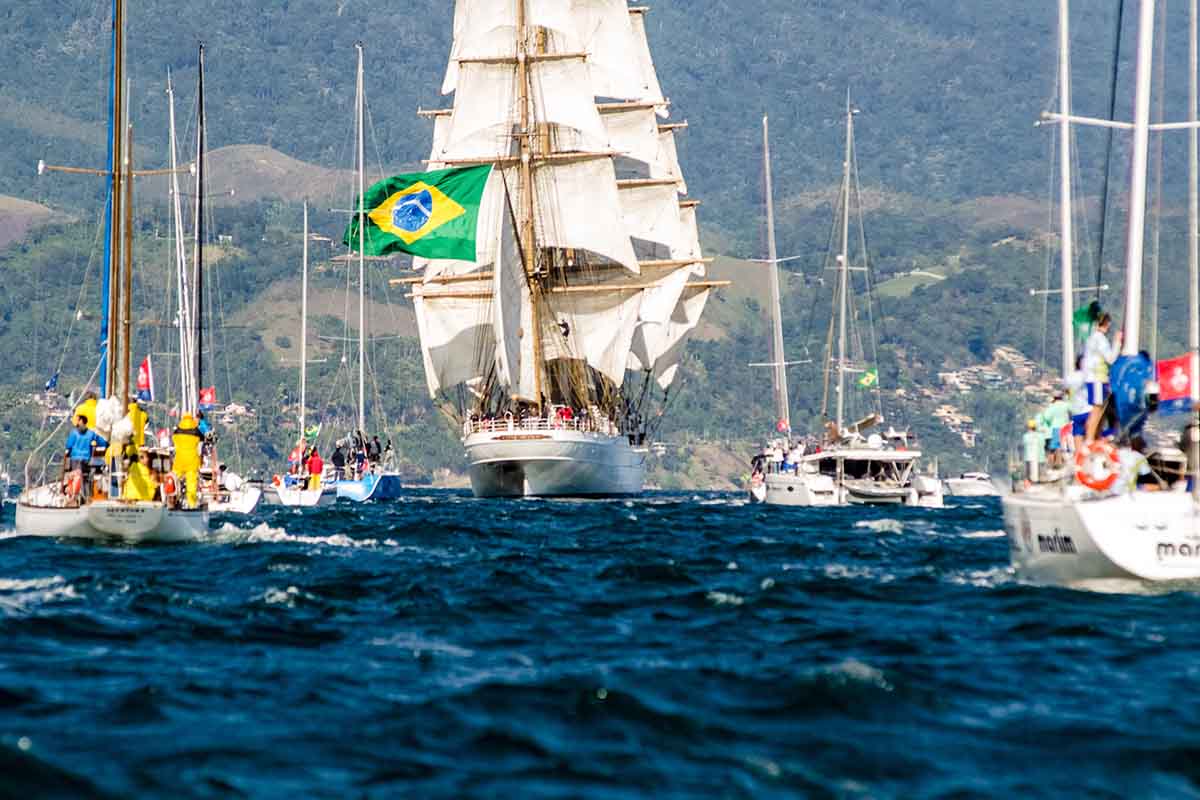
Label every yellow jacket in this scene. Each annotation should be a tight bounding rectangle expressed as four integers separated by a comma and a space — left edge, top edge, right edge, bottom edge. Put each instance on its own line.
74, 397, 98, 429
172, 416, 202, 473
122, 462, 158, 502
128, 403, 147, 448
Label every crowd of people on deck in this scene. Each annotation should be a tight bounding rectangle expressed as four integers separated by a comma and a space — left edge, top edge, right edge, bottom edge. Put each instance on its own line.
60, 395, 227, 510
1021, 307, 1174, 494
278, 430, 392, 491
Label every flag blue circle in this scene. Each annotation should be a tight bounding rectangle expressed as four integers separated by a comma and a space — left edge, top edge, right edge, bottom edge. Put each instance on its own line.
392, 190, 434, 232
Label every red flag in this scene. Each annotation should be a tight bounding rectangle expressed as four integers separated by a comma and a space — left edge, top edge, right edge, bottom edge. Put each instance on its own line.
1157, 355, 1193, 402
199, 386, 217, 409
136, 356, 154, 402
1157, 354, 1195, 416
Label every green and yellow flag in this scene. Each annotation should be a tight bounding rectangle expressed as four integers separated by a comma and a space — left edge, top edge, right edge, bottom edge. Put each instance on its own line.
858, 368, 878, 388
342, 164, 493, 260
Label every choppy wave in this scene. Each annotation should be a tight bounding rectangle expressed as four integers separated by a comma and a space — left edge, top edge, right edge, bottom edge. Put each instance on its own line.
0, 493, 1188, 797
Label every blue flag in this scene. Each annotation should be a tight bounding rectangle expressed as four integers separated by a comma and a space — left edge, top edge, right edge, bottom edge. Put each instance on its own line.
44, 372, 59, 392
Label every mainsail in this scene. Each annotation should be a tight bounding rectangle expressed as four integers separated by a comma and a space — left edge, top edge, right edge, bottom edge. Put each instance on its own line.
413, 0, 720, 425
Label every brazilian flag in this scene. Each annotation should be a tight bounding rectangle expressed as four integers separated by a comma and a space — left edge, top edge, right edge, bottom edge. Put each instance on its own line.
343, 164, 493, 260
858, 368, 878, 389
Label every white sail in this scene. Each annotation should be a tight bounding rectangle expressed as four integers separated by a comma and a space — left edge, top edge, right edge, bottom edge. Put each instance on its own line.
531, 58, 610, 152
534, 158, 639, 272
492, 211, 538, 399
674, 203, 703, 262
629, 10, 668, 115
575, 0, 644, 99
413, 277, 495, 398
429, 114, 453, 169
650, 286, 711, 389
442, 0, 583, 94
618, 181, 680, 249
542, 287, 644, 386
655, 129, 687, 193
443, 62, 518, 160
602, 107, 662, 167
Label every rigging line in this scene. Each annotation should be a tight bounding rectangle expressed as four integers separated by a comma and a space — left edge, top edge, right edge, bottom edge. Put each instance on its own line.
1071, 123, 1100, 290
1040, 118, 1056, 371
56, 203, 108, 380
1094, 0, 1128, 298
850, 125, 884, 418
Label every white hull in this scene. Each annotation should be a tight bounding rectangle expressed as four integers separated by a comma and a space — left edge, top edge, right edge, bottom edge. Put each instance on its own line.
465, 429, 645, 498
263, 484, 338, 508
763, 471, 840, 506
944, 478, 1000, 497
15, 486, 209, 543
207, 486, 263, 514
1003, 488, 1200, 584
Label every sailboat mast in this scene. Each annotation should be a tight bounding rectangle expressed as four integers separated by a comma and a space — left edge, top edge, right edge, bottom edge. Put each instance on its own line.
1190, 0, 1199, 500
105, 0, 127, 399
301, 201, 309, 441
835, 97, 853, 434
1058, 0, 1076, 379
1121, 0, 1157, 356
167, 70, 194, 412
763, 115, 790, 434
355, 43, 367, 433
192, 45, 207, 399
120, 122, 134, 413
515, 0, 544, 411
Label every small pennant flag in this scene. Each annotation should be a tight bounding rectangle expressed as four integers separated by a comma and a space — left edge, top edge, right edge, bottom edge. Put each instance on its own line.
136, 356, 154, 403
44, 372, 59, 392
1157, 354, 1194, 417
858, 368, 879, 389
199, 386, 217, 410
342, 165, 493, 260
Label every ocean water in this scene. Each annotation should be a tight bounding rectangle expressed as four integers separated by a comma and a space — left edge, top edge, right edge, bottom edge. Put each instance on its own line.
0, 493, 1197, 799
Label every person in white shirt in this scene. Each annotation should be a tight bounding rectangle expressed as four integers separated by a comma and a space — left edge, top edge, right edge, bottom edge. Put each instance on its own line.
1083, 312, 1122, 443
1065, 355, 1090, 453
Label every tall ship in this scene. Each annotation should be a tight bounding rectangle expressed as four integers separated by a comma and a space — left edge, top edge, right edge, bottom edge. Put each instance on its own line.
410, 1, 723, 497
749, 99, 942, 508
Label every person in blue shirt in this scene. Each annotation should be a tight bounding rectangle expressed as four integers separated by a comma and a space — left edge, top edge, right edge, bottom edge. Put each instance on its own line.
63, 414, 107, 502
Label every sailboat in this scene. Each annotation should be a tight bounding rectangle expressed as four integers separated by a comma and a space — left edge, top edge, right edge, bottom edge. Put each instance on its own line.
16, 0, 209, 541
751, 98, 942, 508
263, 202, 337, 507
334, 44, 404, 504
171, 47, 261, 515
410, 1, 724, 498
1002, 0, 1200, 585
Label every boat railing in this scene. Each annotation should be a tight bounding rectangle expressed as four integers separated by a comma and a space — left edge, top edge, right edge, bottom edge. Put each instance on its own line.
463, 415, 618, 437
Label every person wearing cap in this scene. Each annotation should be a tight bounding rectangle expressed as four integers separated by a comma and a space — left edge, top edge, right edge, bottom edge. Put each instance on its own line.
1022, 418, 1047, 486
172, 414, 203, 509
1039, 389, 1072, 469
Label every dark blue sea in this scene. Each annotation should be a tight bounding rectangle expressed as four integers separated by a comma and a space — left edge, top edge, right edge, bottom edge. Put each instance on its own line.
0, 493, 1196, 799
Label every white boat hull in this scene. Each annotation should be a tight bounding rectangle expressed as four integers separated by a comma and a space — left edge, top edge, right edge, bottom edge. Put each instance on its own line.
263, 484, 338, 508
465, 429, 645, 498
1003, 488, 1200, 584
763, 472, 840, 506
16, 486, 209, 543
207, 486, 263, 514
944, 478, 1000, 497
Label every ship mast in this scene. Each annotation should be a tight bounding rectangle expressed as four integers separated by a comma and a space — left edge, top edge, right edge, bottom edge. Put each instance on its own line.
301, 201, 309, 441
355, 42, 367, 432
192, 45, 207, 403
1057, 0, 1075, 380
1121, 0, 1157, 355
515, 0, 544, 411
105, 0, 127, 399
762, 115, 790, 434
835, 95, 854, 436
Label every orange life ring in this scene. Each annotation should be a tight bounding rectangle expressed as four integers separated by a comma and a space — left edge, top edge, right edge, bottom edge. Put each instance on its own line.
162, 473, 178, 497
65, 472, 82, 497
272, 474, 282, 488
1075, 440, 1120, 491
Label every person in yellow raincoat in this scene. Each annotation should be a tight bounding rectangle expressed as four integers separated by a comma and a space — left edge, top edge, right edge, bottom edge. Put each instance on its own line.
122, 450, 159, 502
172, 414, 203, 509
